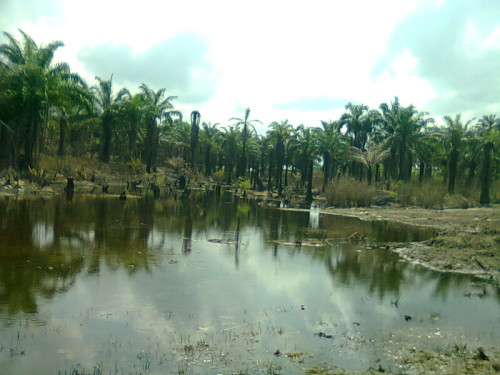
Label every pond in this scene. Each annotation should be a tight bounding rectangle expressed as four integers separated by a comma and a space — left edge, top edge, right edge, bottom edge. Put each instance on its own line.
0, 191, 498, 374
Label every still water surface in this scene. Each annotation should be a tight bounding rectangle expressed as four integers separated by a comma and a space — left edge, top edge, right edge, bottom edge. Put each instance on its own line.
0, 192, 498, 374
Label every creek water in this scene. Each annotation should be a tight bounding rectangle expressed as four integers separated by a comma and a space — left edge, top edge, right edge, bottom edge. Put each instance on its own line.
0, 192, 498, 374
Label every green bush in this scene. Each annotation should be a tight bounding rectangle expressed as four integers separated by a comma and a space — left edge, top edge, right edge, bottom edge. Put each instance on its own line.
325, 177, 375, 207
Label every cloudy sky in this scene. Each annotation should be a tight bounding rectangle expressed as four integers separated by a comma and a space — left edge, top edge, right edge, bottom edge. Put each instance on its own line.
1, 0, 499, 130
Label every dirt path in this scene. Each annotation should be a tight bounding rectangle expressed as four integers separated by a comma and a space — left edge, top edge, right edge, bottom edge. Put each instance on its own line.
316, 205, 500, 283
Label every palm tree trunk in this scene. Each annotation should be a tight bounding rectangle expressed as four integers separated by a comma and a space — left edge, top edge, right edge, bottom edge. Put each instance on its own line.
448, 148, 459, 194
100, 117, 112, 163
479, 142, 493, 205
306, 159, 314, 202
58, 115, 67, 157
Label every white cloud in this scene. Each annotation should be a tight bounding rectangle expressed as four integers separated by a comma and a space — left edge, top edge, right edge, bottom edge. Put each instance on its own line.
6, 0, 495, 126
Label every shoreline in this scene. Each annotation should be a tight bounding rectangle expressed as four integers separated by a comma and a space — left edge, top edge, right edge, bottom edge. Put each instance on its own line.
306, 205, 500, 284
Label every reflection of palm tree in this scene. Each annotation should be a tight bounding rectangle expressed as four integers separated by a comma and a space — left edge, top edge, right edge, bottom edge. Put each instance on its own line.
182, 205, 193, 254
0, 199, 85, 314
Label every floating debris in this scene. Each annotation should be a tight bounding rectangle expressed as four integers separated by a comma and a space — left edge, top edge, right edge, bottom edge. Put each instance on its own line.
208, 238, 237, 244
314, 332, 333, 339
272, 239, 329, 247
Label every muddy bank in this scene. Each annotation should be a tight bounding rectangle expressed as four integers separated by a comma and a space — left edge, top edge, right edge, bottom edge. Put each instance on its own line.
308, 205, 500, 283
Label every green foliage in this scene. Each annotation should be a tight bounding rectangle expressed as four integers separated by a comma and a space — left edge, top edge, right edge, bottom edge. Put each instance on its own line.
238, 177, 251, 191
126, 158, 142, 173
325, 177, 375, 207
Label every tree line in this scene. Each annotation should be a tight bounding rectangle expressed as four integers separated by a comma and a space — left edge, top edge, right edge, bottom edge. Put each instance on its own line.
1, 31, 498, 203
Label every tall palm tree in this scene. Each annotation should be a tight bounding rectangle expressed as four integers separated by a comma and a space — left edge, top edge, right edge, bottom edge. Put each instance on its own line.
200, 122, 222, 175
443, 114, 473, 194
229, 108, 262, 177
0, 30, 88, 169
477, 114, 499, 204
379, 97, 433, 181
92, 76, 130, 163
291, 125, 318, 202
137, 83, 181, 173
116, 95, 144, 161
189, 111, 201, 167
221, 126, 240, 184
267, 120, 293, 193
340, 103, 373, 150
317, 120, 348, 189
340, 103, 377, 180
52, 74, 93, 157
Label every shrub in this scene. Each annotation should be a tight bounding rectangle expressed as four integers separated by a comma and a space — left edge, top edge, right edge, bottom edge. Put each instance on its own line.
325, 177, 375, 207
394, 182, 447, 208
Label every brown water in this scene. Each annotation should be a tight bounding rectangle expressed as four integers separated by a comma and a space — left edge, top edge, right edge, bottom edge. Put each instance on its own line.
0, 192, 498, 374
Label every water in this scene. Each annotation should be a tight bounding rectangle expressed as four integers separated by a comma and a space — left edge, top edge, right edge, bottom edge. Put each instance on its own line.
0, 192, 498, 374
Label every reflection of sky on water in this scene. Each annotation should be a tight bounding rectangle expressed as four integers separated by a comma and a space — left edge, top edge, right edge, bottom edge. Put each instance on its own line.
0, 196, 498, 374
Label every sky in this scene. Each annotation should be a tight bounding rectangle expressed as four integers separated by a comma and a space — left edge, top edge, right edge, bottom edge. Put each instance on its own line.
1, 0, 499, 132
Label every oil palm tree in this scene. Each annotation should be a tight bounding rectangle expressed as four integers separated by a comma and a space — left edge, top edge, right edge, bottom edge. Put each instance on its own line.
317, 120, 348, 189
340, 103, 377, 180
229, 108, 262, 177
136, 83, 181, 173
477, 114, 499, 204
443, 114, 473, 194
0, 30, 88, 169
200, 122, 222, 175
267, 120, 293, 193
290, 125, 319, 202
221, 126, 240, 184
92, 76, 130, 163
189, 111, 201, 167
379, 97, 433, 181
350, 140, 390, 184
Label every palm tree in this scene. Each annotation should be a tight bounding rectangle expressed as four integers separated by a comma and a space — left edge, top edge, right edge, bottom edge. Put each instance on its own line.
477, 114, 499, 204
221, 126, 240, 184
229, 108, 262, 177
52, 76, 93, 157
116, 95, 144, 161
443, 114, 473, 194
267, 120, 293, 193
92, 76, 130, 163
291, 125, 318, 202
136, 83, 181, 173
189, 111, 201, 167
317, 120, 348, 189
340, 103, 373, 150
379, 97, 433, 181
340, 103, 377, 180
200, 122, 222, 175
350, 140, 390, 184
0, 30, 88, 169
